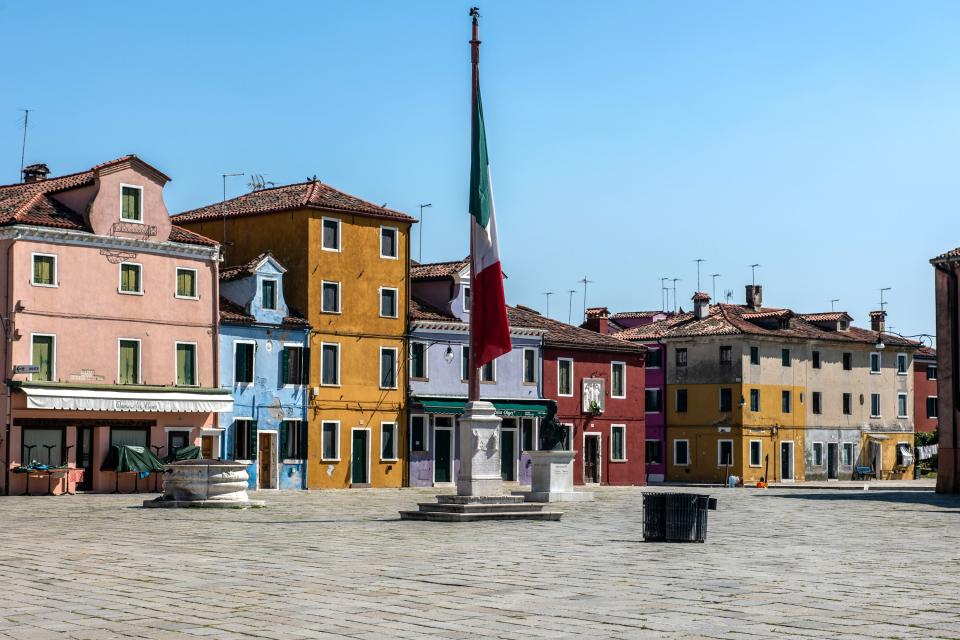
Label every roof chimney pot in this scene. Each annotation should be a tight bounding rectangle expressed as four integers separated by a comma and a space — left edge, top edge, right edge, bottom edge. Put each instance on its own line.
22, 163, 50, 183
745, 284, 763, 311
870, 310, 887, 333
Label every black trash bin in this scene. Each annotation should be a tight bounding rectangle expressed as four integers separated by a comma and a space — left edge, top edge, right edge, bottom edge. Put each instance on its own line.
643, 492, 715, 543
641, 493, 666, 541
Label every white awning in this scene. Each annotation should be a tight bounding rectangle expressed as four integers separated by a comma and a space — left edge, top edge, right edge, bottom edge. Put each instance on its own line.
21, 386, 234, 413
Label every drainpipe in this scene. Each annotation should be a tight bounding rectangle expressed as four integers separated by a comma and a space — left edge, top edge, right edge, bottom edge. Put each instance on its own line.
212, 247, 222, 457
4, 232, 20, 495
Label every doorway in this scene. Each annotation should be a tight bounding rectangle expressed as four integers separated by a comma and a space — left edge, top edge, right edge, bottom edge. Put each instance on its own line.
75, 426, 93, 491
258, 432, 277, 489
780, 441, 794, 481
500, 424, 517, 481
351, 429, 369, 485
827, 443, 839, 480
434, 419, 453, 484
167, 431, 190, 460
200, 435, 215, 459
583, 433, 601, 484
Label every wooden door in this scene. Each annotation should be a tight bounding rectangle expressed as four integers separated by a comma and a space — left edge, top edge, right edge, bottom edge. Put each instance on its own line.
200, 436, 214, 459
75, 427, 93, 491
258, 433, 274, 489
500, 429, 516, 481
434, 429, 452, 484
351, 430, 368, 485
584, 435, 600, 483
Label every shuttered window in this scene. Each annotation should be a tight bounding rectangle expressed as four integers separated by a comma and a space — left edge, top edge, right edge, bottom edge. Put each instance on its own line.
31, 335, 54, 381
118, 340, 140, 384
380, 348, 397, 389
32, 255, 56, 286
176, 343, 197, 386
120, 263, 142, 293
121, 185, 142, 221
176, 268, 197, 298
281, 420, 306, 459
321, 422, 339, 460
611, 425, 626, 461
281, 346, 306, 386
381, 423, 397, 460
233, 420, 255, 460
321, 344, 339, 386
261, 280, 277, 310
410, 342, 427, 379
234, 342, 254, 384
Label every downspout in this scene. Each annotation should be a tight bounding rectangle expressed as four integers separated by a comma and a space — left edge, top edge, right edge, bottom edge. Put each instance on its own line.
212, 246, 222, 457
403, 222, 412, 488
4, 232, 20, 495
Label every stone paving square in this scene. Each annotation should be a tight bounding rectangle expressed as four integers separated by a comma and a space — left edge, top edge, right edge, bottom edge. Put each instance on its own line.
1, 487, 959, 639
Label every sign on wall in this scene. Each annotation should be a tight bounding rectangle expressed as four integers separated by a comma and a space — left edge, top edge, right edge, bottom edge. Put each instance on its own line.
13, 365, 40, 374
582, 378, 605, 413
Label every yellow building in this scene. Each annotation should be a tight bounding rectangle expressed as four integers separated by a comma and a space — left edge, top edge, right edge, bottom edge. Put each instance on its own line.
173, 181, 415, 488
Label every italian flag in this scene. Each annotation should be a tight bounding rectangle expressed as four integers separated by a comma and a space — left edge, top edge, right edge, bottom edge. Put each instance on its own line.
469, 85, 512, 369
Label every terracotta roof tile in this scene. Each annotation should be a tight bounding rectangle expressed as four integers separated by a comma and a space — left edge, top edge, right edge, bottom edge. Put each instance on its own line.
508, 305, 644, 354
932, 246, 960, 263
799, 312, 853, 323
218, 296, 308, 328
409, 297, 458, 322
609, 310, 664, 320
219, 252, 278, 281
410, 258, 470, 281
585, 306, 610, 319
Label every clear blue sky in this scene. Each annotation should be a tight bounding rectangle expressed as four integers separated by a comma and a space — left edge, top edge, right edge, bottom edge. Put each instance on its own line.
2, 1, 957, 337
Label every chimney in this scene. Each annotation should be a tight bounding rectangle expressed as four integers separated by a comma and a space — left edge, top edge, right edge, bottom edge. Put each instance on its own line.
583, 307, 610, 334
22, 163, 50, 183
870, 310, 886, 333
692, 292, 711, 319
745, 284, 763, 311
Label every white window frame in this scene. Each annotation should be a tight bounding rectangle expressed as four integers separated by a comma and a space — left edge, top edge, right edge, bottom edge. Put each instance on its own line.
321, 280, 341, 314
30, 252, 58, 288
380, 421, 398, 461
281, 342, 304, 388
927, 364, 938, 380
560, 423, 574, 452
870, 393, 881, 418
409, 414, 429, 453
749, 388, 760, 412
410, 341, 429, 380
281, 419, 306, 463
321, 216, 342, 252
379, 225, 399, 259
261, 278, 279, 310
896, 353, 908, 375
174, 341, 199, 387
557, 358, 574, 397
673, 439, 690, 466
118, 261, 143, 295
610, 361, 626, 399
812, 441, 824, 467
897, 392, 908, 418
174, 267, 199, 300
644, 387, 662, 414
610, 424, 627, 462
717, 439, 734, 467
461, 345, 470, 382
870, 352, 881, 374
379, 346, 399, 390
842, 442, 854, 466
926, 396, 938, 419
320, 342, 341, 387
117, 337, 142, 385
522, 348, 537, 384
379, 286, 399, 319
480, 358, 496, 384
320, 420, 341, 462
233, 339, 256, 386
29, 333, 56, 382
119, 183, 144, 222
646, 346, 661, 369
749, 439, 762, 467
462, 285, 471, 312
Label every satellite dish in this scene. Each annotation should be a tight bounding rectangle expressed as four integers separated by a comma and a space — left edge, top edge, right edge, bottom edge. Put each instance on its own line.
268, 397, 285, 422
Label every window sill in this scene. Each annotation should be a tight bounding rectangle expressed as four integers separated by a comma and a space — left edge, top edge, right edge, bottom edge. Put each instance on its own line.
611, 395, 626, 400
870, 371, 881, 375
175, 384, 200, 388
381, 458, 399, 463
380, 254, 399, 260
235, 459, 253, 464
321, 246, 342, 253
557, 393, 574, 398
320, 458, 341, 463
379, 386, 399, 391
320, 383, 341, 388
748, 464, 762, 468
31, 282, 58, 288
321, 310, 342, 315
610, 458, 628, 463
522, 381, 538, 386
379, 315, 399, 319
282, 459, 304, 464
118, 290, 144, 296
410, 377, 428, 382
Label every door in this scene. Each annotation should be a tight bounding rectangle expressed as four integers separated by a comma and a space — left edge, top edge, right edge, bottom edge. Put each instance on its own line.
827, 443, 839, 480
200, 435, 214, 459
584, 434, 600, 483
75, 427, 93, 491
500, 428, 517, 481
258, 433, 276, 489
351, 430, 369, 485
780, 442, 794, 481
434, 428, 452, 484
167, 431, 190, 460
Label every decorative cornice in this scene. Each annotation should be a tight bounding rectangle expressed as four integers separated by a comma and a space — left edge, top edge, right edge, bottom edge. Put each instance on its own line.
0, 225, 219, 260
409, 320, 545, 338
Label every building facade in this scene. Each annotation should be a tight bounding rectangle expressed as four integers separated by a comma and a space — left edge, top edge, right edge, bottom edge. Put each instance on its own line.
0, 157, 230, 495
914, 347, 938, 434
218, 253, 310, 490
173, 180, 415, 489
932, 248, 960, 493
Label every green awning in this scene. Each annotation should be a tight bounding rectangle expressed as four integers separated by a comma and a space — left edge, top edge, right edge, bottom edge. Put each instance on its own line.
417, 399, 548, 418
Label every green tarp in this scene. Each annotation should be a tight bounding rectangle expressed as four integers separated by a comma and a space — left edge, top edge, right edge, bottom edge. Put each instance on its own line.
165, 445, 201, 463
417, 399, 548, 418
100, 445, 166, 473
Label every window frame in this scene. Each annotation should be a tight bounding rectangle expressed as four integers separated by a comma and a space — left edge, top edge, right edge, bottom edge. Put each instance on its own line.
896, 353, 908, 375
557, 357, 574, 397
749, 345, 760, 366
646, 347, 661, 369
380, 421, 398, 461
379, 225, 399, 259
645, 440, 662, 465
321, 216, 342, 252
321, 280, 341, 314
281, 343, 304, 387
410, 341, 428, 380
842, 442, 854, 466
719, 387, 732, 412
842, 392, 852, 415
379, 286, 399, 319
897, 392, 908, 418
812, 350, 821, 369
610, 424, 627, 462
261, 278, 278, 311
379, 346, 398, 390
673, 439, 690, 466
30, 333, 56, 382
320, 342, 340, 387
281, 419, 306, 462
480, 358, 496, 384
749, 439, 762, 467
118, 261, 143, 295
463, 285, 471, 312
461, 345, 471, 382
842, 352, 852, 371
749, 388, 760, 412
174, 341, 199, 387
812, 441, 824, 466
409, 414, 428, 453
717, 439, 734, 467
870, 393, 881, 418
232, 419, 254, 461
812, 391, 822, 415
927, 364, 938, 380
781, 348, 791, 367
320, 420, 341, 461
719, 345, 732, 366
676, 347, 688, 367
117, 338, 142, 385
31, 252, 58, 288
926, 396, 938, 419
233, 340, 256, 386
610, 361, 626, 398
644, 387, 662, 414
675, 388, 688, 413
781, 389, 792, 414
119, 183, 144, 222
174, 267, 199, 300
870, 352, 881, 374
522, 348, 537, 384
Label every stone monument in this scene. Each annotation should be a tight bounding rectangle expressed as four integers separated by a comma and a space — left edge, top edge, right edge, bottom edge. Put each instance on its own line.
515, 401, 593, 502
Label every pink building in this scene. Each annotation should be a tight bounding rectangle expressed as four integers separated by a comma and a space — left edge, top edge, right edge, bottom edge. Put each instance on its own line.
0, 157, 231, 495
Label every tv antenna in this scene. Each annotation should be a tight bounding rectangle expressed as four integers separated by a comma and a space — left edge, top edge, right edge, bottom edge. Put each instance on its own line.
660, 277, 669, 312
879, 287, 891, 314
724, 289, 734, 303
579, 276, 594, 321
749, 264, 760, 285
543, 291, 554, 318
830, 298, 839, 311
671, 278, 680, 313
711, 273, 721, 301
248, 174, 275, 192
19, 109, 30, 181
694, 258, 705, 292
567, 289, 576, 324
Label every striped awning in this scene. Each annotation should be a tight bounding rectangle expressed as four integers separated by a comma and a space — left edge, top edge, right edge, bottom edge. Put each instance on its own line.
416, 398, 548, 418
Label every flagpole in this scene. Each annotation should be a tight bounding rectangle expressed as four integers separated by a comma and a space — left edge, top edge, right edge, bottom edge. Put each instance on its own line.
468, 7, 481, 404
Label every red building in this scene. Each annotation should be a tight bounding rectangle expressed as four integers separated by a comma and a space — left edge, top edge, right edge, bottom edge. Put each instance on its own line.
915, 347, 939, 434
510, 306, 646, 486
933, 248, 959, 493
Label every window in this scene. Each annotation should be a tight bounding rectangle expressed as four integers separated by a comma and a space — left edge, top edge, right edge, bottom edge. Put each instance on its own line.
322, 217, 341, 251
842, 392, 852, 415
321, 343, 340, 386
119, 262, 142, 294
558, 358, 573, 396
843, 352, 852, 370
870, 393, 881, 418
261, 279, 277, 310
233, 420, 254, 460
380, 347, 397, 388
812, 350, 821, 369
176, 343, 197, 386
781, 348, 791, 367
523, 349, 537, 384
842, 442, 853, 466
32, 254, 57, 287
676, 388, 688, 413
750, 346, 760, 365
749, 388, 760, 412
409, 416, 427, 452
31, 334, 55, 382
927, 364, 938, 380
380, 287, 398, 318
118, 339, 140, 384
461, 345, 470, 381
480, 359, 495, 383
20, 427, 63, 466
645, 440, 662, 465
321, 421, 340, 460
611, 362, 626, 398
175, 268, 197, 299
611, 425, 626, 461
870, 352, 881, 374
120, 184, 142, 221
897, 393, 908, 418
559, 424, 573, 451
321, 281, 341, 313
281, 345, 305, 385
749, 440, 762, 467
719, 345, 732, 366
812, 391, 822, 415
111, 427, 147, 448
282, 420, 306, 460
646, 348, 662, 368
463, 286, 471, 311
813, 442, 823, 466
234, 342, 254, 384
645, 388, 662, 413
927, 397, 938, 419
676, 348, 688, 367
897, 353, 908, 375
521, 418, 535, 452
674, 439, 690, 465
718, 440, 733, 466
781, 390, 791, 414
381, 422, 397, 460
380, 226, 398, 258
410, 342, 427, 379
719, 388, 732, 412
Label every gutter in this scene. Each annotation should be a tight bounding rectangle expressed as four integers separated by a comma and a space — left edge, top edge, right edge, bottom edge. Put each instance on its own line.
4, 232, 19, 495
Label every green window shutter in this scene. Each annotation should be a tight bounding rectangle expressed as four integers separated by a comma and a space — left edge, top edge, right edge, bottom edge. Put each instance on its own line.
249, 421, 258, 460
32, 336, 52, 381
301, 347, 310, 385
177, 345, 194, 385
279, 422, 288, 460
280, 348, 289, 385
119, 341, 137, 384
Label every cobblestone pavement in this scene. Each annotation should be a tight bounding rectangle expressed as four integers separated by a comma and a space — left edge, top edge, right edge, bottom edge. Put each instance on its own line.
1, 487, 959, 639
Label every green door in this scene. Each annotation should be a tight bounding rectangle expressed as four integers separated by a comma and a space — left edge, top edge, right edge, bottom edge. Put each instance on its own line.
351, 430, 368, 485
501, 429, 516, 481
434, 429, 452, 483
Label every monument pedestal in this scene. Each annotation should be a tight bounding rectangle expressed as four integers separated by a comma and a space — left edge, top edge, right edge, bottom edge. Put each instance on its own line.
514, 450, 594, 502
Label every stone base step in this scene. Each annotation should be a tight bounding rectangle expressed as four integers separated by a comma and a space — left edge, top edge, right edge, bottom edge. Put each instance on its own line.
415, 502, 547, 514
436, 494, 525, 505
399, 509, 562, 522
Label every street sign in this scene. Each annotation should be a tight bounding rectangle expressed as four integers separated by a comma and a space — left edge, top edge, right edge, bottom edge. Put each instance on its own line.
13, 365, 40, 374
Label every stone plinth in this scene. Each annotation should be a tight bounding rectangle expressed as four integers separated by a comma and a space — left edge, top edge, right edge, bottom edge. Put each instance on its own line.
143, 460, 264, 508
457, 400, 504, 497
515, 450, 593, 502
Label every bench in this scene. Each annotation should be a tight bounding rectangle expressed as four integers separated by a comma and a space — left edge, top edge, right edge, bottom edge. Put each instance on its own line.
854, 465, 875, 480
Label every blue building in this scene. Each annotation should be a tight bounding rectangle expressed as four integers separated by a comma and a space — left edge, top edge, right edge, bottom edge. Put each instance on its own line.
218, 252, 311, 490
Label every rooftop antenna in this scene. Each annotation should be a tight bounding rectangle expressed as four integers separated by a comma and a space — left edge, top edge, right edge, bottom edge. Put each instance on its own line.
19, 109, 29, 181
418, 203, 432, 262
671, 278, 680, 313
221, 173, 244, 257
749, 264, 760, 286
724, 289, 733, 303
660, 277, 669, 311
567, 289, 576, 325
879, 287, 891, 314
579, 276, 594, 322
543, 291, 554, 318
830, 298, 839, 311
695, 258, 705, 292
248, 174, 275, 192
711, 273, 721, 301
